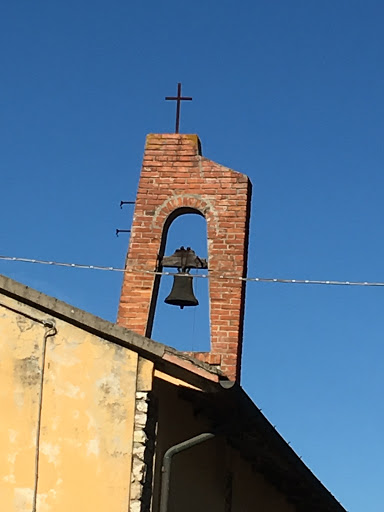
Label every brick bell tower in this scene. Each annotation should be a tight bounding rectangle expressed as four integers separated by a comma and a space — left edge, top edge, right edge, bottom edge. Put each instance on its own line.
117, 133, 252, 381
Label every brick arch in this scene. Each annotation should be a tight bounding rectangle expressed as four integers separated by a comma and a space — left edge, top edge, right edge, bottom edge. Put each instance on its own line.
151, 194, 219, 236
154, 207, 209, 275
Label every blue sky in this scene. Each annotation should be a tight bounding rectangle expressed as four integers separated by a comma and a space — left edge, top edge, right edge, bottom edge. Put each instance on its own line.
1, 1, 384, 510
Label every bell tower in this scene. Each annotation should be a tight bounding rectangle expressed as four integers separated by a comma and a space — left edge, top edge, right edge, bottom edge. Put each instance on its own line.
117, 133, 252, 381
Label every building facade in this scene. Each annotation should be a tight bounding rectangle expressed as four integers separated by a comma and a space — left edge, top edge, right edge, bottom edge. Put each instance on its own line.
0, 133, 346, 512
0, 274, 345, 512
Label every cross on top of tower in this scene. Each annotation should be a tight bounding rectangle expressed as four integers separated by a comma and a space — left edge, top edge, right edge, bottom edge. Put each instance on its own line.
165, 83, 192, 134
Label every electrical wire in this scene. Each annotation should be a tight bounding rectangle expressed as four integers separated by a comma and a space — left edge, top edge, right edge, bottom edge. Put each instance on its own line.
0, 254, 383, 287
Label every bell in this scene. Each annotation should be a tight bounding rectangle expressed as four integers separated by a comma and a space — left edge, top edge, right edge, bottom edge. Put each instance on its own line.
164, 274, 199, 309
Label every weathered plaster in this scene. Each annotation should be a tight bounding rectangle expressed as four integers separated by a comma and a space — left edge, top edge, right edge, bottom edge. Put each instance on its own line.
0, 295, 140, 512
0, 304, 45, 511
36, 323, 138, 512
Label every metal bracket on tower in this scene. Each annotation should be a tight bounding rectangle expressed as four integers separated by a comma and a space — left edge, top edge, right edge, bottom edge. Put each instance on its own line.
160, 247, 207, 272
116, 229, 131, 237
120, 201, 135, 209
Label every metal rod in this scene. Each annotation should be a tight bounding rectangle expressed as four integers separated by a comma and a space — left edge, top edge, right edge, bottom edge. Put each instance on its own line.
115, 229, 131, 237
159, 432, 215, 512
120, 201, 135, 209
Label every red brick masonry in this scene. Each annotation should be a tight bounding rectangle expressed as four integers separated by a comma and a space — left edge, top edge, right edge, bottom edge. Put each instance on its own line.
117, 134, 252, 381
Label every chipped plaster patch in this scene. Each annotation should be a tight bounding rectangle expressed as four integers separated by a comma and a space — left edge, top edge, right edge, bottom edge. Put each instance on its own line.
36, 488, 57, 512
40, 442, 60, 465
86, 439, 100, 456
48, 416, 61, 432
13, 390, 25, 408
8, 451, 17, 465
86, 411, 98, 432
47, 341, 80, 366
8, 429, 18, 443
14, 487, 34, 510
55, 382, 82, 399
3, 473, 16, 483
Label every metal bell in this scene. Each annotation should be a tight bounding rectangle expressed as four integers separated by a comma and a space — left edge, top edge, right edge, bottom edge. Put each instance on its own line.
164, 274, 199, 309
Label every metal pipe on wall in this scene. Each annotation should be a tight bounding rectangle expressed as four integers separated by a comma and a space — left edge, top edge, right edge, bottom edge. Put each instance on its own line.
159, 432, 215, 512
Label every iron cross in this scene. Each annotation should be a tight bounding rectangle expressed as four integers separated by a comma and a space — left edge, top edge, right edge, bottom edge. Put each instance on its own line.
165, 83, 192, 134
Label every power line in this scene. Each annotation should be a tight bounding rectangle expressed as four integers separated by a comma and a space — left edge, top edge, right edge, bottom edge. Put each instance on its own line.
1, 254, 383, 288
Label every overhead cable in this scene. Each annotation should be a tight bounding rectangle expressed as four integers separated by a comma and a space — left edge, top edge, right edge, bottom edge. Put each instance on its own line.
0, 254, 383, 287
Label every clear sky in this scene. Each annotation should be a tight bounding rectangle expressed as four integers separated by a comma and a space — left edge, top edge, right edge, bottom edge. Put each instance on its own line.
1, 1, 384, 510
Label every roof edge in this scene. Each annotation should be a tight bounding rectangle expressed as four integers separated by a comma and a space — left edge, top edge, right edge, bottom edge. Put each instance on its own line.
0, 273, 221, 381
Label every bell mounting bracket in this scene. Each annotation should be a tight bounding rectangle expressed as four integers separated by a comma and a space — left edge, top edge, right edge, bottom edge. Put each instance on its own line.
160, 247, 207, 273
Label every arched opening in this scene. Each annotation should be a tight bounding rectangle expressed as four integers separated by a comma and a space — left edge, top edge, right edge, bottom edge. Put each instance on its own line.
151, 211, 210, 353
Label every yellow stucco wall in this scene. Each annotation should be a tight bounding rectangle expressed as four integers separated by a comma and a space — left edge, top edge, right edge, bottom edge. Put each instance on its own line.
0, 296, 140, 512
0, 305, 46, 510
0, 290, 306, 512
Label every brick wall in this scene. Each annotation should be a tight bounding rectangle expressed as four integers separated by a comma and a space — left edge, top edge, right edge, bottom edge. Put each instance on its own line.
117, 134, 252, 381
